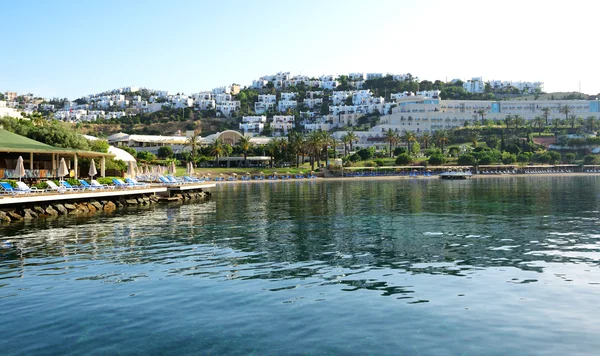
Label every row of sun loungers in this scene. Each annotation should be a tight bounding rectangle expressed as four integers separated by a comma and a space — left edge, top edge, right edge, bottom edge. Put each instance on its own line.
524, 170, 572, 174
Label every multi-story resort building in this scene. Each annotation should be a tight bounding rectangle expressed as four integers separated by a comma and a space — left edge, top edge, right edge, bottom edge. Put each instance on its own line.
331, 96, 600, 149
239, 116, 267, 134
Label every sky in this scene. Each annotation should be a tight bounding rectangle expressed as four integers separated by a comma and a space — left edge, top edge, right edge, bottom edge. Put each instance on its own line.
1, 0, 599, 99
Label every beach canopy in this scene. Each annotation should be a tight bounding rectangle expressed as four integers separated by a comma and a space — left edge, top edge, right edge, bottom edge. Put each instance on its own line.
58, 158, 68, 179
89, 159, 98, 178
15, 156, 25, 181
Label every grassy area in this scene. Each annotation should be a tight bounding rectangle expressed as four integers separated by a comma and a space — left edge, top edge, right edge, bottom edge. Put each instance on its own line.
176, 164, 317, 177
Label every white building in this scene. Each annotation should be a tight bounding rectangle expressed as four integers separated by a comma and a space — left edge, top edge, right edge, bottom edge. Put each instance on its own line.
462, 77, 485, 93
240, 115, 267, 134
352, 90, 373, 105
366, 73, 384, 80
320, 80, 339, 90
331, 91, 353, 106
348, 73, 366, 81
216, 101, 240, 117
278, 100, 297, 113
304, 98, 323, 109
280, 92, 297, 101
214, 93, 233, 104
392, 74, 409, 81
252, 79, 268, 89
196, 99, 215, 111
272, 115, 295, 135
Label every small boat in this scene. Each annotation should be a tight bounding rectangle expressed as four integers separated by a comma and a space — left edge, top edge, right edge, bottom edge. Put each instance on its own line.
439, 170, 472, 180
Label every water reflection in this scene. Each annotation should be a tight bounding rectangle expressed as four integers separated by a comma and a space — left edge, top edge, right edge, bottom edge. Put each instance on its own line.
2, 177, 600, 296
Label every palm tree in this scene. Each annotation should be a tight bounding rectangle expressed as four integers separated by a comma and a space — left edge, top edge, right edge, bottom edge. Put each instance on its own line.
585, 116, 597, 133
467, 129, 480, 148
476, 109, 486, 125
306, 131, 324, 170
330, 136, 339, 159
541, 107, 551, 126
433, 130, 449, 153
237, 135, 251, 167
402, 131, 417, 152
384, 129, 397, 157
184, 131, 201, 167
503, 114, 514, 129
346, 131, 358, 153
319, 131, 333, 167
559, 104, 572, 121
209, 138, 225, 167
288, 131, 304, 167
513, 115, 525, 130
420, 132, 431, 150
533, 116, 544, 134
266, 138, 279, 168
566, 115, 577, 129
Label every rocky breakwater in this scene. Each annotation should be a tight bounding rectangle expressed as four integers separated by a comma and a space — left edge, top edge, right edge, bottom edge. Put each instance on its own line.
0, 190, 210, 224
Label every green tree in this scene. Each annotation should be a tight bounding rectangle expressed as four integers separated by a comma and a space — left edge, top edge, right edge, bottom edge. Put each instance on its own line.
384, 129, 399, 157
541, 107, 551, 126
565, 152, 576, 163
184, 131, 201, 166
89, 140, 109, 153
402, 130, 417, 152
157, 146, 174, 159
457, 153, 476, 166
584, 154, 597, 165
395, 153, 412, 165
559, 104, 572, 121
419, 132, 431, 150
237, 134, 251, 166
210, 138, 226, 166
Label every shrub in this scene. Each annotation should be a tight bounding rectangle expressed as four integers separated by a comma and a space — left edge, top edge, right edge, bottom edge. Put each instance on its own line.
0, 180, 17, 188
356, 148, 374, 160
395, 153, 412, 165
583, 154, 597, 165
565, 153, 576, 163
547, 151, 561, 164
35, 181, 49, 190
457, 154, 476, 166
517, 153, 531, 164
394, 147, 407, 156
428, 153, 445, 165
96, 177, 121, 185
478, 154, 494, 165
501, 152, 517, 164
157, 146, 174, 159
373, 159, 385, 166
348, 153, 361, 162
136, 151, 156, 161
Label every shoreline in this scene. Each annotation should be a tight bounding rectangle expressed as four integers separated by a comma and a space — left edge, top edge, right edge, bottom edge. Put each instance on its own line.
211, 172, 600, 184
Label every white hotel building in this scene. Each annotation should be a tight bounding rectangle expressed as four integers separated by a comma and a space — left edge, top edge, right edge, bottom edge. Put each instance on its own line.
331, 97, 600, 149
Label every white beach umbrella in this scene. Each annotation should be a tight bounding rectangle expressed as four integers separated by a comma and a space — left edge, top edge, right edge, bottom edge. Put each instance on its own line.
127, 161, 135, 177
58, 158, 68, 180
15, 156, 25, 181
88, 159, 98, 179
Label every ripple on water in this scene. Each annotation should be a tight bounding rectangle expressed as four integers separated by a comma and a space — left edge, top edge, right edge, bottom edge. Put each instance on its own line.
2, 178, 600, 354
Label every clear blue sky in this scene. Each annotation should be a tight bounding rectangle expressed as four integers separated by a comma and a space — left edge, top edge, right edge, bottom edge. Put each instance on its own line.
1, 0, 599, 99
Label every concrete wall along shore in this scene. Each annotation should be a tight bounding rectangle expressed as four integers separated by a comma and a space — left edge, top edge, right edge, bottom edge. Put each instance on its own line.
0, 190, 211, 224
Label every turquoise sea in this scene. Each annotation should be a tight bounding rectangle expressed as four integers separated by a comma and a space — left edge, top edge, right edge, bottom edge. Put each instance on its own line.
1, 176, 600, 355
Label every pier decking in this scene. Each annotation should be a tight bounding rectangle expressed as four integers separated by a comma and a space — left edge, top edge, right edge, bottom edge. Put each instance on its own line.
0, 183, 215, 207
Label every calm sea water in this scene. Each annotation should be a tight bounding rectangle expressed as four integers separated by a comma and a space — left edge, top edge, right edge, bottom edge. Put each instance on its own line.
1, 177, 600, 355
